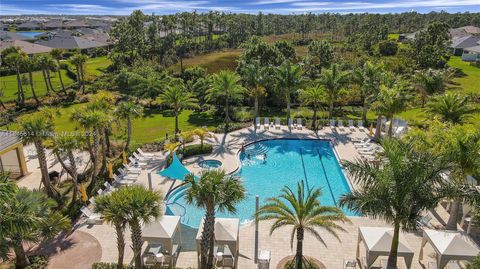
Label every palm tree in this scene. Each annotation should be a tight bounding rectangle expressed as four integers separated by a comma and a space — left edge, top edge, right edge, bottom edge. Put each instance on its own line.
352, 62, 383, 123
184, 170, 246, 269
117, 185, 162, 269
240, 61, 267, 121
274, 61, 304, 121
318, 64, 349, 119
193, 127, 213, 149
206, 70, 245, 130
22, 56, 40, 105
115, 101, 143, 152
0, 186, 70, 268
427, 93, 476, 124
94, 190, 129, 269
158, 83, 199, 136
50, 48, 66, 93
4, 50, 26, 106
52, 135, 83, 207
69, 53, 88, 94
257, 181, 348, 269
414, 69, 446, 107
37, 54, 59, 96
19, 115, 61, 202
340, 139, 447, 269
299, 85, 325, 130
372, 85, 408, 138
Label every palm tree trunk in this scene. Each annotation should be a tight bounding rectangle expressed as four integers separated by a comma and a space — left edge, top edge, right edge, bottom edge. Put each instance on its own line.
47, 70, 56, 94
13, 243, 30, 268
115, 223, 126, 269
28, 71, 40, 105
55, 152, 78, 205
100, 128, 107, 175
15, 64, 25, 106
254, 95, 259, 119
373, 115, 382, 141
386, 222, 400, 269
56, 60, 66, 93
362, 100, 368, 123
34, 140, 60, 202
446, 200, 460, 230
388, 116, 394, 137
105, 128, 112, 158
0, 99, 6, 110
312, 106, 317, 130
42, 69, 51, 95
329, 101, 334, 119
80, 65, 86, 94
225, 97, 230, 131
130, 220, 143, 269
295, 228, 304, 269
92, 128, 99, 177
75, 65, 81, 91
125, 117, 132, 152
175, 110, 179, 135
203, 208, 216, 269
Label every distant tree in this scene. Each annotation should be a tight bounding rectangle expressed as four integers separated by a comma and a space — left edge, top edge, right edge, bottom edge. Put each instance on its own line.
372, 84, 409, 137
318, 64, 349, 119
411, 22, 450, 69
378, 40, 398, 56
275, 61, 304, 122
115, 101, 144, 152
69, 53, 88, 94
237, 36, 285, 71
352, 61, 384, 123
22, 56, 40, 105
299, 85, 325, 130
427, 93, 476, 124
414, 69, 447, 107
4, 49, 26, 106
240, 61, 267, 120
274, 40, 296, 61
304, 40, 334, 78
50, 48, 66, 93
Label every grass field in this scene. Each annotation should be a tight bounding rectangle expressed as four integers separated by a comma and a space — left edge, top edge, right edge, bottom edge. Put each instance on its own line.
0, 56, 111, 102
447, 56, 480, 94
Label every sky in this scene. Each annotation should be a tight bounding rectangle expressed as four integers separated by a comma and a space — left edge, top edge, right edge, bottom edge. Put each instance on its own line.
1, 0, 479, 15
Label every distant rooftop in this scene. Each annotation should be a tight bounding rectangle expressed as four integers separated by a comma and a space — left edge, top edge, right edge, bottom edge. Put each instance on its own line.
0, 39, 52, 55
0, 131, 21, 152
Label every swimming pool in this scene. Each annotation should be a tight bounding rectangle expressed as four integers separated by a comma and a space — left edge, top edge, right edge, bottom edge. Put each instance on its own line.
17, 31, 44, 38
198, 159, 222, 169
166, 139, 356, 228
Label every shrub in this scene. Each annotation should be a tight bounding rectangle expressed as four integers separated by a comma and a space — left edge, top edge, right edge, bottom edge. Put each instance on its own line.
284, 258, 320, 269
378, 40, 398, 56
233, 108, 253, 122
91, 263, 133, 269
10, 255, 49, 269
65, 89, 77, 102
292, 107, 313, 120
214, 122, 250, 133
179, 144, 213, 158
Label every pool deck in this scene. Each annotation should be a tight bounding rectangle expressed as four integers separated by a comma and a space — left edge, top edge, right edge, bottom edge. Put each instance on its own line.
77, 125, 455, 269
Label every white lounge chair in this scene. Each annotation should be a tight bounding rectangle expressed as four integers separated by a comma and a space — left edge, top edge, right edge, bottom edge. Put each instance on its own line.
354, 141, 372, 148
117, 170, 139, 180
348, 120, 355, 131
296, 118, 302, 130
358, 145, 377, 153
288, 118, 294, 129
330, 119, 335, 128
353, 137, 370, 144
114, 174, 135, 185
134, 152, 153, 161
80, 206, 102, 225
274, 118, 281, 129
104, 182, 115, 192
255, 117, 261, 129
357, 120, 366, 131
264, 118, 270, 129
96, 189, 104, 196
344, 259, 356, 269
258, 250, 271, 269
88, 197, 96, 205
137, 148, 155, 158
129, 156, 147, 168
337, 120, 344, 129
123, 163, 142, 173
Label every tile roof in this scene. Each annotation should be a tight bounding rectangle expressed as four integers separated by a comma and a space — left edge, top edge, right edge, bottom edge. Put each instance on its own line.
36, 34, 108, 50
0, 31, 34, 41
0, 131, 21, 152
0, 40, 52, 54
451, 35, 480, 49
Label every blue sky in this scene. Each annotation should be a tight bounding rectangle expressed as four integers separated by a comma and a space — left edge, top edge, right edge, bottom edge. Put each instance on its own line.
1, 0, 479, 15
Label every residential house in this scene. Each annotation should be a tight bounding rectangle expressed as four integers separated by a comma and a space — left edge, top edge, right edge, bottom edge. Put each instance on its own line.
0, 31, 35, 41
0, 131, 28, 179
36, 30, 108, 51
450, 35, 480, 55
63, 19, 88, 29
462, 44, 480, 62
16, 21, 42, 31
44, 19, 64, 30
0, 40, 53, 55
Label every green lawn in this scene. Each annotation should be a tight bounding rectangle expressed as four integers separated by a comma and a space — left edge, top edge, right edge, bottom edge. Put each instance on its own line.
448, 56, 480, 94
0, 56, 111, 102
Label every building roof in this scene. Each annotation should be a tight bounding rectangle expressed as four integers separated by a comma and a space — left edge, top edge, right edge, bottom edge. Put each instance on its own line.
464, 45, 480, 54
63, 20, 88, 28
456, 26, 480, 35
0, 131, 21, 152
451, 35, 480, 49
17, 21, 42, 29
0, 40, 52, 55
44, 20, 63, 29
36, 34, 108, 50
0, 31, 34, 41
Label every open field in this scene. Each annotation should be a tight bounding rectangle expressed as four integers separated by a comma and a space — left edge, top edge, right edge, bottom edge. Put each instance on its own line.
0, 56, 111, 102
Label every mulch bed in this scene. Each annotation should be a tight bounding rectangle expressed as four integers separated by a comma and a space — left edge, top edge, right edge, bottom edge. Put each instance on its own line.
276, 255, 326, 269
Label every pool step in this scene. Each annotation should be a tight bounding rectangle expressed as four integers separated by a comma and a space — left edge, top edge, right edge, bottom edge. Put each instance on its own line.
244, 143, 269, 157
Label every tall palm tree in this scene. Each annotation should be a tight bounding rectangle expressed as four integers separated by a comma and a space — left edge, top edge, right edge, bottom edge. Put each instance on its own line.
427, 93, 476, 124
413, 69, 446, 107
372, 85, 408, 138
257, 181, 348, 269
69, 53, 88, 94
22, 56, 40, 105
4, 50, 26, 107
299, 85, 325, 130
352, 62, 383, 123
0, 186, 70, 268
185, 170, 246, 269
50, 48, 66, 94
318, 64, 349, 119
206, 70, 245, 130
158, 83, 199, 136
36, 54, 59, 96
94, 190, 129, 269
240, 61, 267, 121
117, 185, 162, 269
115, 101, 144, 152
340, 139, 447, 269
274, 61, 304, 121
19, 115, 61, 202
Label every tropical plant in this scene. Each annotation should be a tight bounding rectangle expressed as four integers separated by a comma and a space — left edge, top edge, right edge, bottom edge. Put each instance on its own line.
69, 53, 88, 93
50, 48, 67, 93
372, 84, 409, 137
36, 54, 59, 96
340, 139, 447, 269
257, 180, 348, 269
318, 64, 349, 119
427, 93, 476, 124
413, 69, 446, 107
115, 101, 144, 152
184, 170, 246, 269
303, 40, 334, 78
19, 115, 61, 202
0, 186, 70, 268
193, 127, 213, 149
22, 56, 41, 105
207, 70, 245, 130
299, 85, 325, 130
274, 61, 304, 121
158, 83, 199, 136
352, 61, 383, 123
4, 49, 26, 106
240, 61, 267, 120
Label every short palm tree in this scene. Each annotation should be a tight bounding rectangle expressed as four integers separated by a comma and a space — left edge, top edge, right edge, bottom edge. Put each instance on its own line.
340, 139, 447, 269
158, 83, 199, 136
0, 186, 71, 268
115, 101, 144, 152
207, 70, 245, 130
318, 64, 349, 119
241, 61, 267, 120
427, 93, 476, 124
299, 85, 325, 130
257, 180, 348, 269
372, 85, 408, 138
94, 190, 129, 269
19, 115, 61, 202
274, 61, 304, 121
193, 127, 213, 149
184, 170, 246, 269
352, 62, 383, 123
50, 48, 66, 93
414, 69, 446, 107
116, 185, 162, 269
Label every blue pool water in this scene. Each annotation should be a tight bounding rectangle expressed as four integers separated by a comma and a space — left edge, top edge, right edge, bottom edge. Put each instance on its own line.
166, 139, 356, 228
17, 31, 44, 38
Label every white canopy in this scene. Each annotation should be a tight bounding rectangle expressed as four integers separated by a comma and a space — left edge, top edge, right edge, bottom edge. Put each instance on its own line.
419, 229, 480, 269
142, 215, 182, 255
356, 227, 414, 269
196, 218, 239, 268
